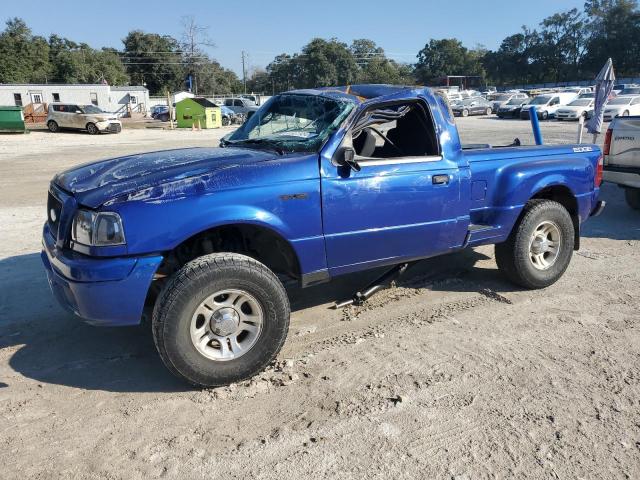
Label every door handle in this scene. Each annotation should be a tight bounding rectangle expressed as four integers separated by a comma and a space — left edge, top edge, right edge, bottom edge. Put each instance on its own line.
432, 174, 450, 185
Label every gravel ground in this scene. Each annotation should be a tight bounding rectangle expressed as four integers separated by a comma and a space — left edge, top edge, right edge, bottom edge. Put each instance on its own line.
1, 118, 639, 479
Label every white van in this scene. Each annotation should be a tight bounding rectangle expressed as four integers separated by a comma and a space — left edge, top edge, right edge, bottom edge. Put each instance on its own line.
519, 92, 578, 120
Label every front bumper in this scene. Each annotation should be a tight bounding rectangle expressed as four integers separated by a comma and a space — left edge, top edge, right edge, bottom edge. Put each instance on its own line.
96, 120, 122, 133
41, 223, 163, 326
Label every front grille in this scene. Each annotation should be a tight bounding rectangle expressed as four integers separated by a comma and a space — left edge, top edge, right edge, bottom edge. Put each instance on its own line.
108, 123, 121, 133
47, 191, 63, 239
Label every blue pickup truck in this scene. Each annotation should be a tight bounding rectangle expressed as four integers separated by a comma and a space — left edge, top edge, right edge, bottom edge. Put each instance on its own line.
42, 85, 605, 387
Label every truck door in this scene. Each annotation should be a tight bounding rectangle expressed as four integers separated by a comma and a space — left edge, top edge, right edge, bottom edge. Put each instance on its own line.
320, 99, 465, 276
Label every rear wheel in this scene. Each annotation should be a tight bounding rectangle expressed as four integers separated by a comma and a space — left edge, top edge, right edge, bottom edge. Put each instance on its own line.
541, 111, 549, 120
485, 107, 492, 115
495, 200, 575, 289
152, 253, 290, 387
47, 120, 59, 133
86, 122, 99, 135
625, 188, 640, 210
462, 109, 469, 117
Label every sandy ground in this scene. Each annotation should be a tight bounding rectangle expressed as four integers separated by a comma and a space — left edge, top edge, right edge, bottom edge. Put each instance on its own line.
1, 118, 639, 479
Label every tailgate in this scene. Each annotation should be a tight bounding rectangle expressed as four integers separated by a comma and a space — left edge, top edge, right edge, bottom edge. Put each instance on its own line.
606, 117, 640, 168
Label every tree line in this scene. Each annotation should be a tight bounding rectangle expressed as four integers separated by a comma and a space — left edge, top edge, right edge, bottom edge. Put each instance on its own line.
0, 16, 241, 96
1, 0, 639, 96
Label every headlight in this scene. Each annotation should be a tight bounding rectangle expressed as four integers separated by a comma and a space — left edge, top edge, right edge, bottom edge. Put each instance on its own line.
72, 210, 125, 246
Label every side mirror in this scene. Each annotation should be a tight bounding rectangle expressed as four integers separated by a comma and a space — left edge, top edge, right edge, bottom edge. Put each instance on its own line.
335, 146, 360, 172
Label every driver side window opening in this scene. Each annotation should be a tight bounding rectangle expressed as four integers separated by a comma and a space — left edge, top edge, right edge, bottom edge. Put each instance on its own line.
350, 101, 439, 161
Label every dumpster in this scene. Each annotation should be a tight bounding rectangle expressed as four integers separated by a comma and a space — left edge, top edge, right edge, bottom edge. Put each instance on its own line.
175, 98, 222, 129
0, 106, 26, 133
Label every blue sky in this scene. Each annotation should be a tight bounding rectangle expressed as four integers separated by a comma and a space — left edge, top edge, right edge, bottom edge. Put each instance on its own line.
3, 0, 586, 76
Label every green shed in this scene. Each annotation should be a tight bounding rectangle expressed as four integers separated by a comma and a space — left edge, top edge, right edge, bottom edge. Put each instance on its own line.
175, 97, 222, 129
0, 106, 26, 133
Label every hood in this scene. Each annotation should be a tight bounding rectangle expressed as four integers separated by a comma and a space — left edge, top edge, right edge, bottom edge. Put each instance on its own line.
54, 147, 293, 208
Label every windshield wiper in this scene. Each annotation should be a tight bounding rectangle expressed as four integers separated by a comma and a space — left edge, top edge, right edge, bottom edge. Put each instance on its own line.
224, 138, 285, 155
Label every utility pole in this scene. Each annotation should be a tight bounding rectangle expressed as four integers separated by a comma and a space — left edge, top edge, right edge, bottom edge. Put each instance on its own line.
241, 51, 247, 94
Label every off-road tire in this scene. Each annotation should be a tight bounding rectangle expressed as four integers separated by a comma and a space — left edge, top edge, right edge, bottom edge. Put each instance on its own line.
47, 120, 59, 133
152, 253, 290, 387
625, 188, 640, 210
495, 200, 575, 289
86, 122, 99, 135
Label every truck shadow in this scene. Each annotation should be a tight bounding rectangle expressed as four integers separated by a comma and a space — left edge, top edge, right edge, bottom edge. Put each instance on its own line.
2, 248, 520, 393
1, 253, 188, 393
581, 183, 640, 241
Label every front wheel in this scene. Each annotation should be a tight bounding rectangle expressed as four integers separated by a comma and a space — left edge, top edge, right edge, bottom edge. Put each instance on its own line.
86, 122, 99, 134
495, 200, 575, 289
541, 111, 549, 120
486, 107, 492, 115
625, 188, 640, 210
152, 253, 290, 387
462, 109, 469, 117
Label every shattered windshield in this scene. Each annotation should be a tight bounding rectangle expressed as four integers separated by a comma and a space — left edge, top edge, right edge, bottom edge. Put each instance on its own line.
225, 94, 354, 153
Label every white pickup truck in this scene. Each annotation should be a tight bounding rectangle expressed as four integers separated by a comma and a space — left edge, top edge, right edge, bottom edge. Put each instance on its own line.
603, 117, 640, 209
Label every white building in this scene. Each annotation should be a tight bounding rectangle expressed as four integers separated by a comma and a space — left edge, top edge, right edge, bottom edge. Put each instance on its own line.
0, 84, 150, 116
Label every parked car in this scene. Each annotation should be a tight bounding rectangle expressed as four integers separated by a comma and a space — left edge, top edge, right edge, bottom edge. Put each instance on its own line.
619, 87, 640, 96
220, 105, 242, 126
151, 105, 170, 120
520, 92, 579, 120
223, 98, 259, 115
603, 96, 640, 121
151, 105, 168, 117
613, 84, 638, 95
41, 85, 605, 387
564, 87, 592, 96
496, 97, 531, 118
491, 93, 528, 113
47, 103, 121, 134
451, 97, 493, 117
555, 98, 596, 121
445, 92, 464, 103
603, 117, 640, 209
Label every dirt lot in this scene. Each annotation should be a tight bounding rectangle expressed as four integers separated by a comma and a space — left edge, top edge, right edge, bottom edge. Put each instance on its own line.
1, 118, 639, 479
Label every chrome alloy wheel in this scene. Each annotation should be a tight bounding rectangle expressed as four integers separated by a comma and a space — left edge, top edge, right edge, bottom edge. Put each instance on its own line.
529, 221, 562, 270
190, 289, 263, 361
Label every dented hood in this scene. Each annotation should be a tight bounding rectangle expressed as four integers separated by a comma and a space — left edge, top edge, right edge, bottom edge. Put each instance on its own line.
54, 147, 283, 208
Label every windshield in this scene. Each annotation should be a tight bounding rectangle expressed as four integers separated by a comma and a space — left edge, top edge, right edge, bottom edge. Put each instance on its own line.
495, 94, 512, 101
621, 88, 640, 95
530, 96, 552, 105
506, 97, 525, 105
609, 97, 633, 105
568, 99, 593, 106
82, 105, 105, 114
226, 94, 354, 153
